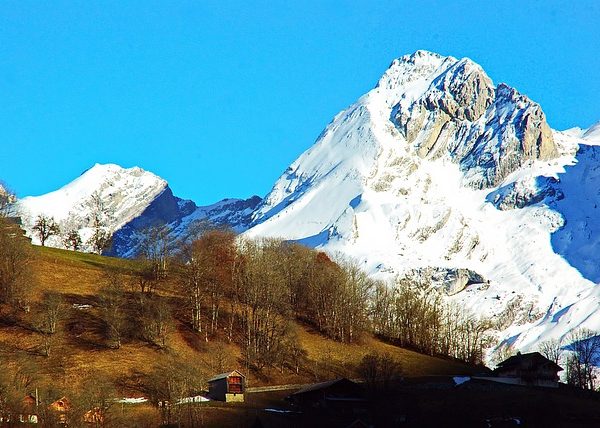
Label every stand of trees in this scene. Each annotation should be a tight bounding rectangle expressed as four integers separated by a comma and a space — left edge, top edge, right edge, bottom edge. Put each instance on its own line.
358, 351, 403, 394
0, 217, 32, 308
86, 191, 113, 254
371, 280, 492, 363
173, 232, 493, 371
535, 329, 600, 390
62, 229, 82, 251
560, 328, 600, 390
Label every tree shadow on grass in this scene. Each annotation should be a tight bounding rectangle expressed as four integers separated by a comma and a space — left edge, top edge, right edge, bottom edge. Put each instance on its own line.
65, 307, 109, 351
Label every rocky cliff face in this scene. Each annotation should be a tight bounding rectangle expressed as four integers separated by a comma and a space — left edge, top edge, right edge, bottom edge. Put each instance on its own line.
107, 186, 195, 257
111, 193, 262, 258
389, 52, 557, 188
0, 184, 16, 213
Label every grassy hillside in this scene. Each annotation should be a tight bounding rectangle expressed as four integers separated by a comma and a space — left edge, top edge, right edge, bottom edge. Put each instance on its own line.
0, 244, 483, 426
26, 246, 479, 377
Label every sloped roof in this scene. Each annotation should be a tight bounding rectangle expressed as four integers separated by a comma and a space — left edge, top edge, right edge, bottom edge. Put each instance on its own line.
49, 396, 71, 411
495, 352, 563, 372
290, 378, 360, 396
208, 370, 245, 383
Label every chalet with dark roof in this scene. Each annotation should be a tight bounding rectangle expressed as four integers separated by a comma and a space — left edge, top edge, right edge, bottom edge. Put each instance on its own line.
493, 352, 563, 387
287, 378, 365, 412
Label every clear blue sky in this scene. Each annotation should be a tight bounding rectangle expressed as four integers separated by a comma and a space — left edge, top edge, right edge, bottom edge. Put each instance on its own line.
1, 1, 599, 204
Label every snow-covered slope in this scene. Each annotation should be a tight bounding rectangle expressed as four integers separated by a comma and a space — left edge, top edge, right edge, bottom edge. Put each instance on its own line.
14, 163, 261, 256
245, 50, 600, 354
17, 164, 168, 249
110, 194, 261, 258
582, 121, 600, 144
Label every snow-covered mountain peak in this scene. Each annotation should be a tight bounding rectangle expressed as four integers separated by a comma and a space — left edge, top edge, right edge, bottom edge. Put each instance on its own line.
377, 51, 451, 91
12, 162, 262, 256
245, 51, 597, 356
75, 163, 166, 190
384, 55, 556, 189
16, 163, 168, 247
252, 51, 558, 229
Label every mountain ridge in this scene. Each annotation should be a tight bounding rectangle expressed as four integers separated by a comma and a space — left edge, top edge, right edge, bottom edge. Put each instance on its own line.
6, 50, 600, 358
13, 163, 262, 257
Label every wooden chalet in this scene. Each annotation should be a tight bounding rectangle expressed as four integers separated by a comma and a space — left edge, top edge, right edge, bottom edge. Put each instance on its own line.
493, 352, 563, 387
0, 394, 39, 424
208, 370, 246, 402
19, 394, 39, 424
49, 397, 71, 425
287, 378, 366, 412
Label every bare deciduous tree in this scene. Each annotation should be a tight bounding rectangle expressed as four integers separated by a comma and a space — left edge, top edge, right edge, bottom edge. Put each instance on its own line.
145, 362, 206, 427
236, 238, 291, 370
141, 297, 173, 349
538, 337, 564, 366
358, 351, 403, 394
179, 228, 236, 338
0, 217, 32, 307
100, 271, 128, 349
32, 215, 60, 246
138, 223, 172, 281
38, 293, 64, 334
62, 229, 82, 251
566, 328, 600, 390
86, 191, 113, 254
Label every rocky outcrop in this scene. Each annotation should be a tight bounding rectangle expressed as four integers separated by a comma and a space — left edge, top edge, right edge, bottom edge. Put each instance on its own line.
392, 59, 558, 189
486, 176, 562, 211
107, 186, 195, 257
109, 193, 263, 258
400, 267, 488, 296
0, 184, 16, 213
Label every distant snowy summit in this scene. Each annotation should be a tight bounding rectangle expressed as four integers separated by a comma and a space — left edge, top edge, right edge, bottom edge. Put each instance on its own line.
13, 163, 261, 256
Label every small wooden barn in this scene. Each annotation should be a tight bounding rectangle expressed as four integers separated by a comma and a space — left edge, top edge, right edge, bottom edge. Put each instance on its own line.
286, 378, 365, 411
49, 396, 71, 424
494, 352, 563, 387
208, 370, 246, 402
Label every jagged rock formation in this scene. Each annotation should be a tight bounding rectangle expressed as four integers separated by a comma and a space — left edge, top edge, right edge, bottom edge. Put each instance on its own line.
400, 267, 488, 296
388, 52, 557, 188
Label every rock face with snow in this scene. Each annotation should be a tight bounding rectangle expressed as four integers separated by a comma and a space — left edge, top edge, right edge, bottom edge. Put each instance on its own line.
387, 52, 557, 188
0, 183, 16, 212
582, 121, 600, 143
110, 193, 261, 258
14, 163, 262, 256
16, 164, 169, 250
245, 50, 600, 355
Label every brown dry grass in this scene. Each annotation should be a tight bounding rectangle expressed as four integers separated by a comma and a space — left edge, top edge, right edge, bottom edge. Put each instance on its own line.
0, 245, 479, 399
